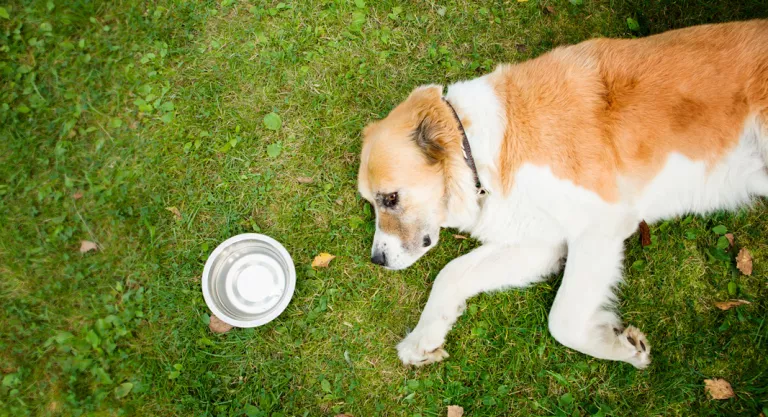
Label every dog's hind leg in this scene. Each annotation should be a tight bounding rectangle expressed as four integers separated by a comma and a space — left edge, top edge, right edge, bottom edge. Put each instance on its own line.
548, 234, 651, 369
397, 243, 566, 366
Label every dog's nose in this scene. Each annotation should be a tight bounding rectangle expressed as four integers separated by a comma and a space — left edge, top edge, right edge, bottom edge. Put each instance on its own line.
371, 251, 387, 266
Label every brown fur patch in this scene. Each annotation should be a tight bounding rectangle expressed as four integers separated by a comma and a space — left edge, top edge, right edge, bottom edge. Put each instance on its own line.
671, 97, 706, 132
490, 20, 768, 201
378, 211, 417, 249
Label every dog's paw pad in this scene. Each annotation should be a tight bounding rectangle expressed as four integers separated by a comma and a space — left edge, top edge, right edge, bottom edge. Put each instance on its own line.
397, 335, 449, 367
619, 326, 651, 369
412, 347, 449, 367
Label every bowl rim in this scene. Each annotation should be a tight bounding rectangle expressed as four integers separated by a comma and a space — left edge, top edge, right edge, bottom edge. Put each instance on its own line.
202, 233, 296, 328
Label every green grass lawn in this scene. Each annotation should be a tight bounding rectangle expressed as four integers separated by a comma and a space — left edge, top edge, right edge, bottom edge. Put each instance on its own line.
2, 0, 767, 416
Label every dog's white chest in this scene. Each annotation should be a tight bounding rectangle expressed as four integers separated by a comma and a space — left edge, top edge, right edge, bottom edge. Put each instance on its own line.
469, 163, 643, 245
469, 174, 568, 245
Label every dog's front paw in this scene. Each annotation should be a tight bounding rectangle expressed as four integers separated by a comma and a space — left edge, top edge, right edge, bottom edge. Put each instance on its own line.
618, 326, 651, 369
396, 328, 449, 366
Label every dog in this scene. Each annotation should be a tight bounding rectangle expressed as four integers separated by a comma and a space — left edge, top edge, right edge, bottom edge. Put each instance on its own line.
357, 20, 768, 368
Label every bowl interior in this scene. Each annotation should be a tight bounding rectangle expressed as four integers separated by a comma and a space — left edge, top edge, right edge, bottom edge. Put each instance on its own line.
205, 237, 295, 326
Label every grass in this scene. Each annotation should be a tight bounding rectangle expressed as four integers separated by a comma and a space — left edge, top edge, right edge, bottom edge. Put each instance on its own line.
1, 0, 767, 415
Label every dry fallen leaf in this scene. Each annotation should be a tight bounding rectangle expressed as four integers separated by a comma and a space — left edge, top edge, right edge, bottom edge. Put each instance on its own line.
736, 248, 753, 275
165, 206, 182, 221
79, 240, 98, 253
447, 405, 464, 417
453, 234, 468, 240
638, 220, 651, 247
72, 190, 84, 200
46, 401, 60, 413
209, 314, 233, 334
296, 176, 314, 184
335, 198, 343, 206
543, 5, 556, 15
714, 299, 751, 311
312, 252, 336, 268
725, 233, 734, 247
704, 378, 735, 400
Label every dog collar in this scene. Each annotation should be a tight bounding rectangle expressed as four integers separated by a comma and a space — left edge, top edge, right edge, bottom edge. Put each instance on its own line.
443, 98, 487, 196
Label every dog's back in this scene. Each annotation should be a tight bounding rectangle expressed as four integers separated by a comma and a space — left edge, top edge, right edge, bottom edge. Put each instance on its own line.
487, 20, 768, 209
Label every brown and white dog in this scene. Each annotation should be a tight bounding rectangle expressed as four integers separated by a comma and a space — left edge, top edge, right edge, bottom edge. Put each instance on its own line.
357, 20, 768, 368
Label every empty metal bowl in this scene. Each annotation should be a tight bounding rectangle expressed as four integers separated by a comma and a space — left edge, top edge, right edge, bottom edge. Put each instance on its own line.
202, 233, 296, 328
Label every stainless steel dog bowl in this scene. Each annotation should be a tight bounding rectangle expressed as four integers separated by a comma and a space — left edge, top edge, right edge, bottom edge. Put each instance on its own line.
202, 233, 296, 328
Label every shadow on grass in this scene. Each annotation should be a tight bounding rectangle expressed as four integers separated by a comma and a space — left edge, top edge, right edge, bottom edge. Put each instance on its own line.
611, 0, 768, 36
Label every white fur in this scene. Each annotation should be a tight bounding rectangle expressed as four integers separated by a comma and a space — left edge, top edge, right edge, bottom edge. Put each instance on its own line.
396, 79, 768, 368
636, 116, 768, 221
444, 76, 506, 197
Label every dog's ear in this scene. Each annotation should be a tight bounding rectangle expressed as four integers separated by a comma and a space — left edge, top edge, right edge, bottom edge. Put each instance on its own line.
361, 120, 379, 142
402, 84, 444, 109
411, 116, 445, 164
401, 84, 460, 165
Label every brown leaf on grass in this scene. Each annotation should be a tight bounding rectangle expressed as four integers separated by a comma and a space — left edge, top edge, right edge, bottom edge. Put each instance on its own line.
79, 240, 98, 253
311, 252, 336, 268
73, 190, 84, 200
704, 378, 735, 399
714, 299, 751, 310
296, 176, 314, 184
46, 401, 60, 413
725, 233, 734, 247
543, 5, 556, 15
736, 248, 753, 275
447, 405, 464, 417
453, 234, 468, 240
165, 206, 182, 221
638, 220, 651, 247
209, 314, 233, 334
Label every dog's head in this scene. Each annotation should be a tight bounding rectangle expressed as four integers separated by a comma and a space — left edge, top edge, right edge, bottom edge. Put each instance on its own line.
358, 85, 466, 270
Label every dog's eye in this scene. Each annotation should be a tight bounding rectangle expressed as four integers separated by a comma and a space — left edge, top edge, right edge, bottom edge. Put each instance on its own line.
383, 192, 399, 208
